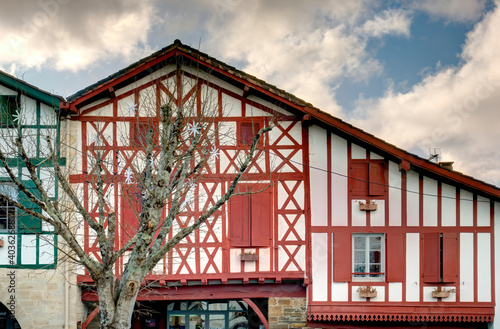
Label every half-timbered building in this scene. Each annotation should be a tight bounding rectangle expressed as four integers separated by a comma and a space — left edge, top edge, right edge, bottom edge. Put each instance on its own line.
0, 70, 83, 328
64, 40, 500, 329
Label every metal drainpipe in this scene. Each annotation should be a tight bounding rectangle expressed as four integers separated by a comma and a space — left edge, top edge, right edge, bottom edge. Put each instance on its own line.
63, 117, 70, 329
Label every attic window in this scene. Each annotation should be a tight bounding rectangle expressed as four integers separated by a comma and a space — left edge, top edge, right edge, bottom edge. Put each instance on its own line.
0, 96, 18, 127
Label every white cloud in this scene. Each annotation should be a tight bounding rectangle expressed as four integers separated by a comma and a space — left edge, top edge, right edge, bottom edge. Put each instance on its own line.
409, 0, 488, 23
0, 0, 156, 72
350, 5, 500, 185
205, 0, 388, 115
360, 9, 411, 38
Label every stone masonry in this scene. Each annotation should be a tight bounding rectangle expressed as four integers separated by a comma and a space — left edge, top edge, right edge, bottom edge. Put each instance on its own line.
268, 297, 307, 329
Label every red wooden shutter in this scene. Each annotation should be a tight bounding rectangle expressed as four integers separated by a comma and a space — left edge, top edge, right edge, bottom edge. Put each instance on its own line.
442, 232, 458, 283
121, 185, 142, 245
369, 162, 386, 196
251, 185, 272, 247
229, 185, 251, 247
333, 233, 351, 282
423, 232, 440, 283
386, 233, 405, 282
349, 162, 368, 197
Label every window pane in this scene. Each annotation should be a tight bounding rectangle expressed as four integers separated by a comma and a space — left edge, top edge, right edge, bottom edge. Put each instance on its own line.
370, 264, 381, 273
169, 315, 186, 329
354, 264, 365, 273
189, 314, 205, 329
354, 251, 365, 263
369, 236, 381, 249
354, 237, 365, 250
209, 314, 225, 329
208, 301, 227, 311
369, 250, 381, 263
188, 301, 207, 311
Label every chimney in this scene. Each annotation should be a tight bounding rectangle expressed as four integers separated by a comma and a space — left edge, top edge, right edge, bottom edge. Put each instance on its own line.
439, 161, 454, 171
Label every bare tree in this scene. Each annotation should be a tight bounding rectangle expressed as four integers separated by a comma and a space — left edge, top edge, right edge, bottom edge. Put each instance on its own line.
0, 70, 273, 328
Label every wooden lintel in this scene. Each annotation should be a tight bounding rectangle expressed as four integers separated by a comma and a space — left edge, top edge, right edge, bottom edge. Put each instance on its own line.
399, 160, 411, 172
108, 86, 116, 98
243, 85, 251, 98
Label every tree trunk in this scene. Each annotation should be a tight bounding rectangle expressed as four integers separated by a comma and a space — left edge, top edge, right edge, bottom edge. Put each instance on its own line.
97, 275, 140, 329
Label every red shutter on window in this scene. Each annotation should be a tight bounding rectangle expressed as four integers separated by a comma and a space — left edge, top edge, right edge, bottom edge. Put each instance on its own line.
121, 185, 142, 245
423, 232, 441, 283
369, 162, 386, 196
229, 185, 251, 247
333, 233, 351, 282
386, 233, 405, 282
251, 185, 272, 247
349, 162, 368, 196
239, 122, 261, 146
442, 232, 458, 283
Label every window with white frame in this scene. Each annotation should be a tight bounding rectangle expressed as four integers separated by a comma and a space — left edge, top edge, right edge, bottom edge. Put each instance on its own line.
352, 233, 384, 281
0, 184, 16, 232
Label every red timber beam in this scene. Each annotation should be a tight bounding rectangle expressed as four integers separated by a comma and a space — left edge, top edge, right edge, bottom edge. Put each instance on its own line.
81, 283, 306, 302
243, 298, 268, 329
82, 307, 100, 329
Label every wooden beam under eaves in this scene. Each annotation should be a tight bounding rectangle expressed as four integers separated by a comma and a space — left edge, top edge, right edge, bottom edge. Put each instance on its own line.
243, 85, 252, 98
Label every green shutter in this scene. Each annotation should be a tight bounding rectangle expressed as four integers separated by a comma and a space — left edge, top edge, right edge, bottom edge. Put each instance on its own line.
18, 181, 42, 233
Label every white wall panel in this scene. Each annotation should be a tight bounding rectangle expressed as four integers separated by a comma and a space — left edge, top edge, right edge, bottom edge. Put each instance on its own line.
331, 134, 348, 226
477, 196, 490, 227
309, 126, 328, 226
494, 202, 500, 324
311, 233, 328, 301
460, 190, 474, 226
477, 233, 491, 302
21, 235, 37, 265
388, 161, 401, 226
39, 235, 55, 264
406, 233, 420, 301
388, 282, 403, 302
351, 144, 366, 159
331, 282, 349, 301
441, 183, 456, 226
351, 200, 366, 226
407, 171, 420, 226
423, 177, 437, 226
370, 200, 385, 226
460, 233, 474, 302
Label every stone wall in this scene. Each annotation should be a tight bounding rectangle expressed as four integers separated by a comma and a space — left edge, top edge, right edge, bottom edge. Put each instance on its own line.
268, 297, 307, 329
0, 262, 85, 329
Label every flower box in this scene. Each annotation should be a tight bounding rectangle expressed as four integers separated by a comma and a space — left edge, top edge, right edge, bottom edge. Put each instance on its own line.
359, 203, 377, 211
240, 253, 258, 261
357, 286, 377, 298
0, 239, 3, 248
432, 289, 453, 298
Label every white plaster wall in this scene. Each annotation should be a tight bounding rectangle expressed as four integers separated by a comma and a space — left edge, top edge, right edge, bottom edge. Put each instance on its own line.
351, 144, 365, 159
311, 233, 328, 301
477, 232, 491, 302
460, 232, 474, 302
331, 134, 348, 226
441, 183, 456, 226
309, 126, 328, 226
423, 177, 437, 226
406, 171, 420, 226
460, 189, 474, 226
388, 161, 401, 226
406, 233, 420, 301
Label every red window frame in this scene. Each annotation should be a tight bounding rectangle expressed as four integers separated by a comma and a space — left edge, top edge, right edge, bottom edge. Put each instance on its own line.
228, 183, 272, 247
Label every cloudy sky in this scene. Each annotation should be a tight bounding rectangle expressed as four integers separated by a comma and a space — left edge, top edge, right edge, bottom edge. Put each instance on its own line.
2, 0, 500, 186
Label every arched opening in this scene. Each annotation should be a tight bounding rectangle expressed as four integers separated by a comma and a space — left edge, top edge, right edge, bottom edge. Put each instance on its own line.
0, 302, 21, 329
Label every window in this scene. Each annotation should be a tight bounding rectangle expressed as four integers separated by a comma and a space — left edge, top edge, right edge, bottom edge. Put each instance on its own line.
423, 232, 457, 283
131, 121, 158, 147
349, 160, 387, 197
229, 183, 271, 247
0, 185, 16, 232
0, 96, 18, 127
238, 122, 261, 147
352, 233, 384, 281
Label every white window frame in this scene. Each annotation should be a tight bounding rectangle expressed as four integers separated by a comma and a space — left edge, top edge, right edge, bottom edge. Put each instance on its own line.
352, 233, 385, 282
0, 184, 17, 232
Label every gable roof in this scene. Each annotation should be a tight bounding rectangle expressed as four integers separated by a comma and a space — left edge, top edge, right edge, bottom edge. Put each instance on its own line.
0, 70, 63, 109
66, 40, 500, 200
